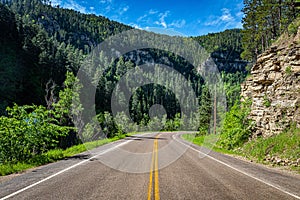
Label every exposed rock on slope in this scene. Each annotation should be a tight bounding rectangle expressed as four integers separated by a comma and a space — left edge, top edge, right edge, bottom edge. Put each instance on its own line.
241, 28, 300, 137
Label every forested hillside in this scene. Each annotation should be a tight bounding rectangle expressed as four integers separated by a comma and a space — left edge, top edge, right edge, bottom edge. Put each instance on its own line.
0, 0, 249, 169
194, 29, 244, 73
193, 29, 248, 108
0, 0, 131, 113
242, 0, 300, 61
0, 0, 246, 119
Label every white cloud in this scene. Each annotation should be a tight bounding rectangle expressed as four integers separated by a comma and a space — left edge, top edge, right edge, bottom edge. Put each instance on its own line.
105, 5, 111, 12
137, 9, 158, 22
100, 0, 112, 3
169, 19, 186, 28
149, 9, 158, 15
109, 4, 130, 21
204, 8, 240, 28
129, 23, 142, 29
220, 8, 234, 22
135, 10, 186, 31
123, 6, 129, 12
51, 0, 62, 6
236, 11, 244, 18
154, 11, 170, 28
118, 5, 129, 15
97, 0, 130, 18
204, 18, 219, 26
137, 14, 147, 22
64, 0, 87, 13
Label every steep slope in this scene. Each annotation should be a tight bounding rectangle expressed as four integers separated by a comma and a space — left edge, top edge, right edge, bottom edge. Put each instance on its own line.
241, 25, 300, 137
193, 29, 248, 74
0, 0, 248, 116
0, 0, 250, 137
0, 4, 26, 113
0, 0, 131, 111
193, 29, 249, 108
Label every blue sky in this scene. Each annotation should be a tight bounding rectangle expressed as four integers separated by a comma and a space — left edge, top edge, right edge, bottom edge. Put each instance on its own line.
51, 0, 244, 36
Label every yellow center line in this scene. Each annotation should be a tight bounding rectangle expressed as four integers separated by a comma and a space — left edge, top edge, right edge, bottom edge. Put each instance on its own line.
147, 134, 160, 200
154, 135, 160, 200
147, 139, 155, 200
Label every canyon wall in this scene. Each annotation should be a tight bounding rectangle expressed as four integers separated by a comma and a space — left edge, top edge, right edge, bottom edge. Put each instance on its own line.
241, 28, 300, 137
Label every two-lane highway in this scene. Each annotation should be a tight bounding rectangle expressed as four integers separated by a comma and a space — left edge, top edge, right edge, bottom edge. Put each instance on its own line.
1, 132, 300, 199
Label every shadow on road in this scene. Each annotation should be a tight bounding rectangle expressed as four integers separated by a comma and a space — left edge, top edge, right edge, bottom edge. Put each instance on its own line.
124, 135, 167, 141
65, 154, 91, 160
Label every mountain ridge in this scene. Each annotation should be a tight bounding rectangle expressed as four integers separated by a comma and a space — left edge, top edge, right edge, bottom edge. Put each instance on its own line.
0, 0, 247, 114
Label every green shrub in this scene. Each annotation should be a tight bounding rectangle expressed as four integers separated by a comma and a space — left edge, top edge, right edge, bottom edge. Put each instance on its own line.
263, 95, 271, 107
288, 18, 300, 35
285, 66, 292, 76
0, 104, 72, 164
96, 112, 118, 138
218, 99, 253, 150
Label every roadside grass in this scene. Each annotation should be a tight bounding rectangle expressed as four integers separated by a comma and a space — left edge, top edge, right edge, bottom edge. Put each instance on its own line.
181, 133, 236, 155
239, 127, 300, 172
182, 127, 300, 173
0, 133, 135, 176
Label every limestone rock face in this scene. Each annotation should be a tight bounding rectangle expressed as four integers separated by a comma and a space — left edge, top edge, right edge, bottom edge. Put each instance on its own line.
241, 29, 300, 137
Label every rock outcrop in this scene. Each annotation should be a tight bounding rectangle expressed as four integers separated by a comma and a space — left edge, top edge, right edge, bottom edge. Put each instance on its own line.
241, 28, 300, 137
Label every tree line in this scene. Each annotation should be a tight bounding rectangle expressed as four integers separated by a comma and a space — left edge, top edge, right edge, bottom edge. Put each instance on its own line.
242, 0, 300, 61
0, 0, 253, 163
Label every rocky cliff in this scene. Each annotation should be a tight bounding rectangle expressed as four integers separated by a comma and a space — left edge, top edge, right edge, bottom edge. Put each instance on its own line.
241, 28, 300, 137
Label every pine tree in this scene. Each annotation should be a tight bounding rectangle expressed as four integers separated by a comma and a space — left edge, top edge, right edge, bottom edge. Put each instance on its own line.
242, 0, 300, 62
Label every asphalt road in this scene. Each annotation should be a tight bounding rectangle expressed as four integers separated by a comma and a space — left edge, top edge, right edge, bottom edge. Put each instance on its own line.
1, 132, 300, 200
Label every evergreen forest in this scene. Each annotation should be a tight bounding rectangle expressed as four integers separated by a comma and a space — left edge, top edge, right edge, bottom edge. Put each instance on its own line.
0, 0, 299, 167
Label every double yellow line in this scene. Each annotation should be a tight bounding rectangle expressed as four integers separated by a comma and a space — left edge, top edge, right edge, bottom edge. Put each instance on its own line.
147, 134, 160, 200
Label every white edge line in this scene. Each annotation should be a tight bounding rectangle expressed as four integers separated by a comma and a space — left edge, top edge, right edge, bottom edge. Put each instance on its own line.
173, 134, 300, 200
1, 139, 132, 200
